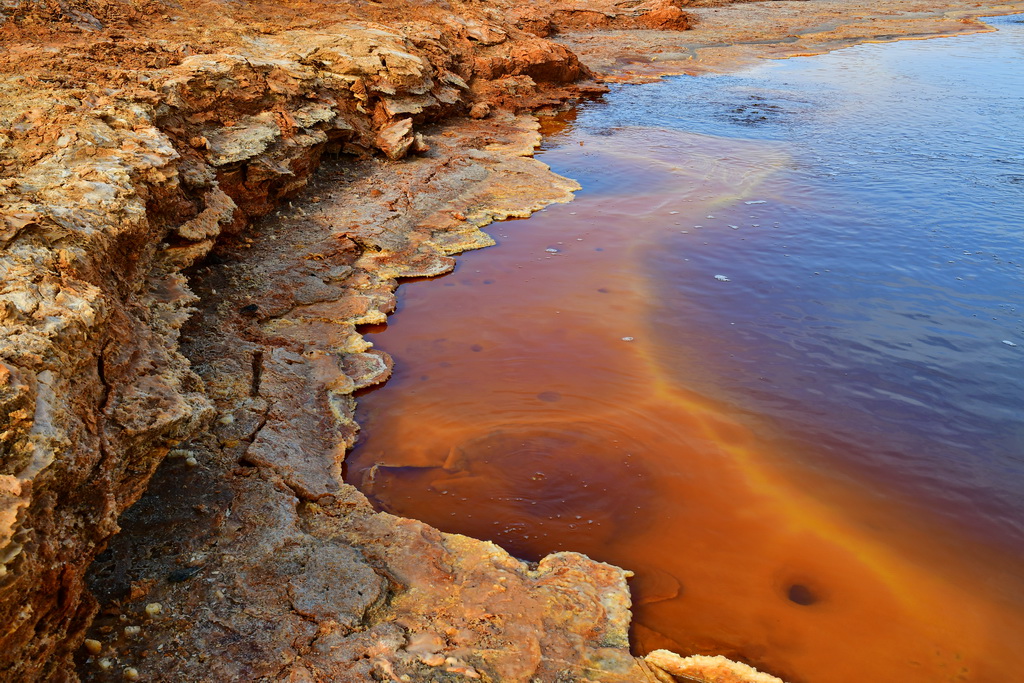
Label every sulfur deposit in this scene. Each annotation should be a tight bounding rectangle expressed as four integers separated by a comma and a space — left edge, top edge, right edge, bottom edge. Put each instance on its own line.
0, 0, 1014, 680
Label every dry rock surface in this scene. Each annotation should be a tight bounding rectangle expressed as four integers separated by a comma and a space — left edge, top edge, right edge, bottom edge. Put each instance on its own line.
0, 0, 1018, 680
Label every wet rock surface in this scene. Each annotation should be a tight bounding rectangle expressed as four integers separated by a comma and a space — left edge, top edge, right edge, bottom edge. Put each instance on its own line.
0, 0, 1019, 680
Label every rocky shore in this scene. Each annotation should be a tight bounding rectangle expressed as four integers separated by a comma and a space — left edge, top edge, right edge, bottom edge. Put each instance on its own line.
1, 0, 1018, 680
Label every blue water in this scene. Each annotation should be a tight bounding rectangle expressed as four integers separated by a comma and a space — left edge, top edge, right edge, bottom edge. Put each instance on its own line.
543, 15, 1024, 548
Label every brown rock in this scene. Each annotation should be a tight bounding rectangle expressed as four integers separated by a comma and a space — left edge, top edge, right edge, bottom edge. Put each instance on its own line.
0, 4, 600, 673
469, 102, 492, 119
376, 118, 415, 160
641, 5, 695, 31
286, 543, 385, 627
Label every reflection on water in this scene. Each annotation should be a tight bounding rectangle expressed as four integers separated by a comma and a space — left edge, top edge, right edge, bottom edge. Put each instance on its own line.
345, 16, 1024, 683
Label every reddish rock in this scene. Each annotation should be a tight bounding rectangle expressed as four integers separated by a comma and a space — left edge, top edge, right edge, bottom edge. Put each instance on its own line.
469, 102, 492, 119
376, 118, 415, 160
641, 3, 696, 31
0, 2, 602, 677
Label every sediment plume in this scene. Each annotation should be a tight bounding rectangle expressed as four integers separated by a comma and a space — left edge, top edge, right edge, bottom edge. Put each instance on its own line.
0, 0, 1013, 680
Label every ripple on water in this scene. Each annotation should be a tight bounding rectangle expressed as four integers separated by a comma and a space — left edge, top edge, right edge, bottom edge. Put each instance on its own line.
360, 423, 655, 558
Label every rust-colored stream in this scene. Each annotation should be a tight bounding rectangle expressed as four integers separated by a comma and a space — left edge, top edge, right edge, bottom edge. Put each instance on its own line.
345, 127, 1024, 682
346, 23, 1024, 679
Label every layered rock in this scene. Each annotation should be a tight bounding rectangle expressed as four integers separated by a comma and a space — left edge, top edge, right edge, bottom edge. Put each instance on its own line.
0, 2, 615, 678
78, 109, 653, 681
510, 0, 696, 37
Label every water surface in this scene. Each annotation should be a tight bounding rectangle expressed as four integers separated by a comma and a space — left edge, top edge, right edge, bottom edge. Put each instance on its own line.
346, 17, 1024, 683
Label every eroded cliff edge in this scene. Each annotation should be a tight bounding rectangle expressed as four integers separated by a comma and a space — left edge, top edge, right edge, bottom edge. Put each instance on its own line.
0, 0, 1016, 680
0, 1, 714, 680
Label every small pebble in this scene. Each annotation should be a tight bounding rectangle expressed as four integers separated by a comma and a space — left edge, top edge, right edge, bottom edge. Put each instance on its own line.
185, 456, 198, 467
145, 603, 162, 617
123, 668, 140, 681
98, 659, 113, 671
84, 639, 102, 655
124, 625, 141, 636
445, 665, 481, 679
167, 566, 202, 583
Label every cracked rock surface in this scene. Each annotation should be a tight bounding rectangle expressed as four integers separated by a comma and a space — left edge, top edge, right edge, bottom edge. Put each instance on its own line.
0, 1, 612, 678
80, 115, 653, 682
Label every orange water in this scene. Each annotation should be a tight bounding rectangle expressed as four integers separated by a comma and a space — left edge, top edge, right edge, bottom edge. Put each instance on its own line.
345, 7, 1024, 658
343, 126, 1024, 682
